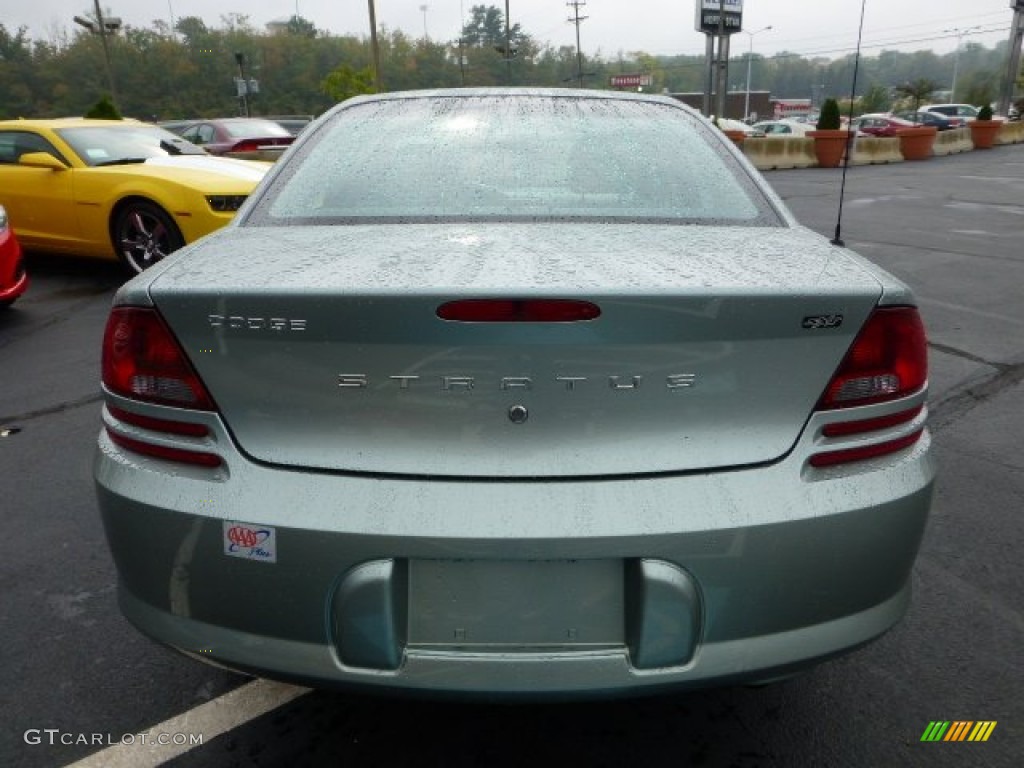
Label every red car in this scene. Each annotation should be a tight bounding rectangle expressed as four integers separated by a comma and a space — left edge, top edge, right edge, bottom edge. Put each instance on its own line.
0, 204, 28, 309
850, 114, 917, 137
171, 117, 295, 160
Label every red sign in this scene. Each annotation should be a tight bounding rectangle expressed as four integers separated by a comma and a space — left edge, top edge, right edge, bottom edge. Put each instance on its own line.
610, 74, 652, 88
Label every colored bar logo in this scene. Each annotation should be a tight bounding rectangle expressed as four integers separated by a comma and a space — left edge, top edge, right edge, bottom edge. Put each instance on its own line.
921, 721, 997, 742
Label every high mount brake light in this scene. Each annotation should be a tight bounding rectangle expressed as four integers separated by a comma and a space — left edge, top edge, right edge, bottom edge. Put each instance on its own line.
818, 307, 927, 409
102, 307, 215, 410
437, 299, 601, 323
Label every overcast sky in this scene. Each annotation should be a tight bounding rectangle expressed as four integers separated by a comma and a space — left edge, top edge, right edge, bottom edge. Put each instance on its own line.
2, 1, 1018, 60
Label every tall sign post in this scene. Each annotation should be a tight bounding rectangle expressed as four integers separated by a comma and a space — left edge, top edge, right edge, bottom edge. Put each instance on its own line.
695, 0, 744, 119
999, 1, 1024, 116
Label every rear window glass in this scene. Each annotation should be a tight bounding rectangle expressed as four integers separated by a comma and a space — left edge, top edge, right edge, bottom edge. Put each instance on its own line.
248, 94, 781, 226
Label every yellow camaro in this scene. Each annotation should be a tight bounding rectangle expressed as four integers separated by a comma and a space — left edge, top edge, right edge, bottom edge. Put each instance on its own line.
0, 118, 270, 273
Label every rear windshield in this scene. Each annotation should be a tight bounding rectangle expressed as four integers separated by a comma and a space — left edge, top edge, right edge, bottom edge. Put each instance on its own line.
222, 120, 293, 138
247, 94, 782, 226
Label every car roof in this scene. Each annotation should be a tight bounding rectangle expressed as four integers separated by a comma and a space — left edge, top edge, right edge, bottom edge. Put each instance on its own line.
0, 117, 146, 130
337, 87, 697, 114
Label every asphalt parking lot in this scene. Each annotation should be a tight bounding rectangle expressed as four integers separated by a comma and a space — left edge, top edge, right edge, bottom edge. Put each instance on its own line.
2, 147, 1022, 767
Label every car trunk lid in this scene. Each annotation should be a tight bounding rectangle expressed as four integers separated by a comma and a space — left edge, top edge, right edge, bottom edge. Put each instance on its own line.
148, 223, 883, 477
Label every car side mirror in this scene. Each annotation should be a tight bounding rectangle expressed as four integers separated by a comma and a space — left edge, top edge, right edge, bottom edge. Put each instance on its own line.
18, 152, 69, 171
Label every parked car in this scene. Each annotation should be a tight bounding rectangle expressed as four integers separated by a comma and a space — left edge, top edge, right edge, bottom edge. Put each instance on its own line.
263, 114, 315, 136
169, 117, 295, 160
893, 111, 958, 131
715, 117, 764, 137
751, 119, 815, 137
95, 89, 934, 697
849, 114, 917, 137
0, 204, 28, 308
0, 118, 269, 273
920, 103, 1010, 123
921, 103, 979, 123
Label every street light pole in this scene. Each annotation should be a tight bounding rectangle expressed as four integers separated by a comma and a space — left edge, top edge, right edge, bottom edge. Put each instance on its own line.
743, 25, 772, 122
944, 26, 980, 102
74, 1, 120, 108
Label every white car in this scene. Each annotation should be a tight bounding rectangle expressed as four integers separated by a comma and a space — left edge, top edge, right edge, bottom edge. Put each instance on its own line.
921, 103, 1006, 125
751, 119, 815, 137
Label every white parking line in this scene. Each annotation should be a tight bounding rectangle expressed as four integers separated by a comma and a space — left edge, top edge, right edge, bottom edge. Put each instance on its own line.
64, 678, 311, 768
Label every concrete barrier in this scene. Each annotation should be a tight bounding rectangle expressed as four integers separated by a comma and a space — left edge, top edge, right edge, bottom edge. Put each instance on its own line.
933, 127, 972, 155
996, 121, 1024, 145
849, 136, 903, 165
741, 137, 817, 170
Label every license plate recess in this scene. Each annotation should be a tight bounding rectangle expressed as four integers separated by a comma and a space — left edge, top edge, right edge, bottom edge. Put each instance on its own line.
407, 559, 624, 650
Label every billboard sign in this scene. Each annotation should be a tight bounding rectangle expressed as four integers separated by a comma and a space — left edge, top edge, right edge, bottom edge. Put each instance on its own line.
610, 74, 653, 88
694, 0, 743, 34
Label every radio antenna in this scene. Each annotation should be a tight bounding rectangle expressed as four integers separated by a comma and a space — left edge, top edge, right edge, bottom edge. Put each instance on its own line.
831, 0, 867, 247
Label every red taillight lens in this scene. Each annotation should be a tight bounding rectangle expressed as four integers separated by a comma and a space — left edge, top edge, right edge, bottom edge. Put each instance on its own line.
106, 428, 223, 468
437, 299, 601, 322
230, 139, 262, 152
108, 405, 210, 437
102, 307, 215, 409
818, 307, 927, 409
821, 406, 924, 438
809, 429, 924, 468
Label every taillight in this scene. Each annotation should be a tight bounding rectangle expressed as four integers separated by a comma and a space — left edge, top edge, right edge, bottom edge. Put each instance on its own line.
811, 307, 928, 468
102, 307, 215, 409
230, 139, 262, 153
102, 308, 221, 468
108, 405, 210, 437
437, 299, 601, 322
818, 307, 927, 409
105, 429, 223, 468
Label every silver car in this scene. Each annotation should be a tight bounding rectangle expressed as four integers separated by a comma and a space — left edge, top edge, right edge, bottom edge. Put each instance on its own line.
95, 89, 934, 697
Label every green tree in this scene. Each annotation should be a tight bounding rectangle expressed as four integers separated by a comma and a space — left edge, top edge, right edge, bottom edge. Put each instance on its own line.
893, 78, 937, 113
817, 98, 841, 129
321, 63, 375, 101
84, 93, 122, 119
461, 5, 523, 49
858, 84, 891, 114
286, 15, 317, 39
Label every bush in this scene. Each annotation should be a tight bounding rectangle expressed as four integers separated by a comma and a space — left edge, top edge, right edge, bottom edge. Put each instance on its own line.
817, 98, 841, 130
84, 95, 122, 120
976, 104, 993, 121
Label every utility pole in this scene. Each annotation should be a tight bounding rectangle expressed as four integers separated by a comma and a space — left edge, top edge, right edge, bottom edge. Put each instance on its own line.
234, 52, 250, 117
367, 0, 383, 92
567, 1, 588, 88
505, 0, 512, 84
999, 2, 1024, 116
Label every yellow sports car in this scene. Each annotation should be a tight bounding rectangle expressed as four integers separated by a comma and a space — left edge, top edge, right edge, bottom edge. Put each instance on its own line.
0, 118, 270, 273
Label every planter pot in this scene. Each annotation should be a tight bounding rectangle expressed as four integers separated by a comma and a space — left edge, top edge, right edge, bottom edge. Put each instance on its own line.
807, 129, 851, 168
968, 120, 1001, 149
722, 129, 747, 145
896, 125, 937, 161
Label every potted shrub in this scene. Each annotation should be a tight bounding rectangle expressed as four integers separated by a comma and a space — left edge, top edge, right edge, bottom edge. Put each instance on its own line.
968, 104, 1001, 149
807, 98, 850, 168
895, 123, 937, 160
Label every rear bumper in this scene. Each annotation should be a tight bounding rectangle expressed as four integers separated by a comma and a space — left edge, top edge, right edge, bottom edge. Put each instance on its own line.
0, 268, 27, 303
95, 411, 935, 696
